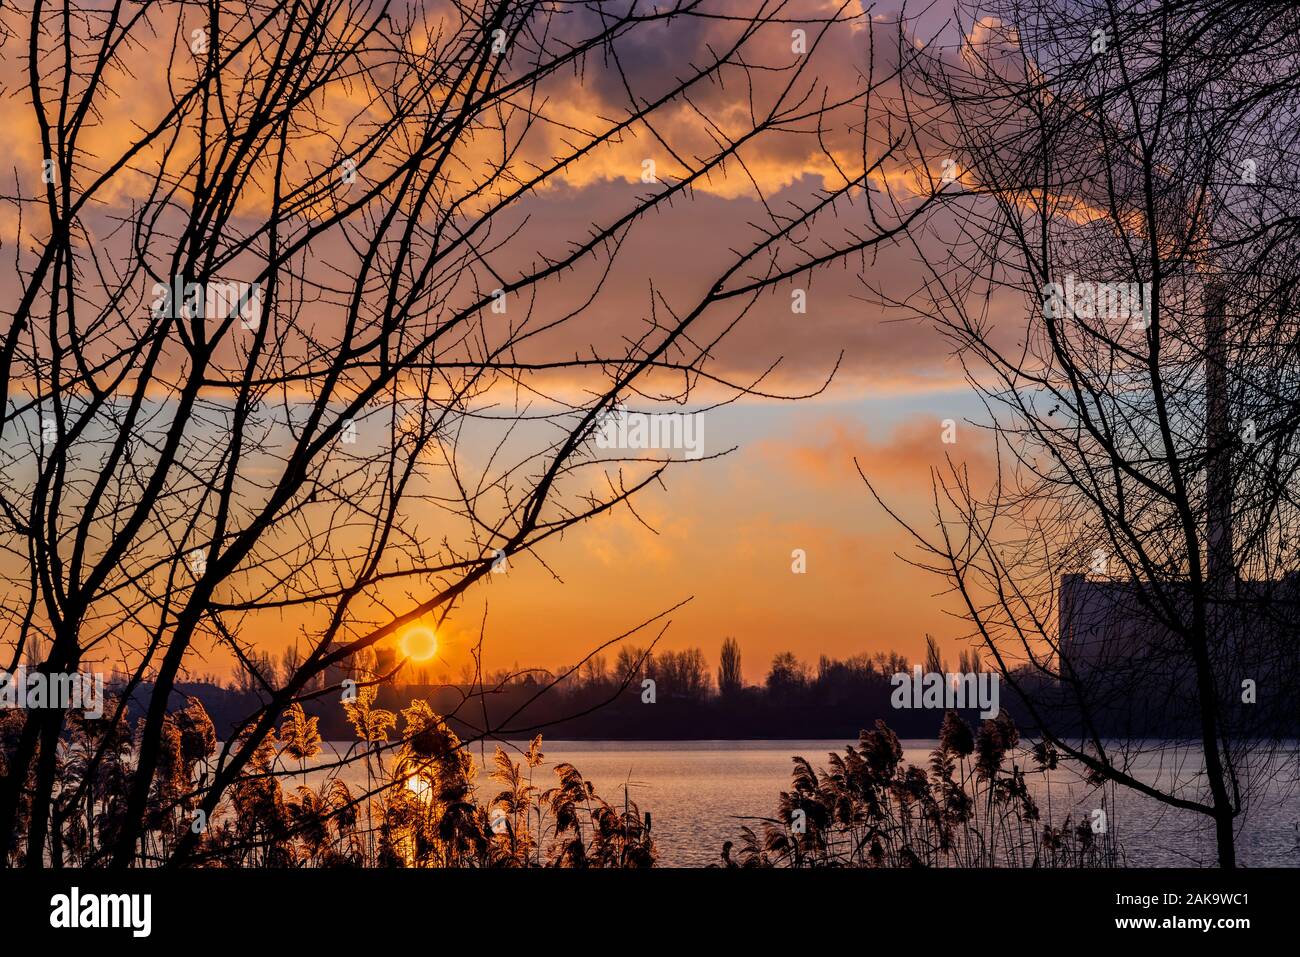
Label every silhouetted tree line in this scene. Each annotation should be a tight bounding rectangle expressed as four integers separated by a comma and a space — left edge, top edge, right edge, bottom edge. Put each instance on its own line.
120, 638, 1016, 741
126, 630, 1293, 743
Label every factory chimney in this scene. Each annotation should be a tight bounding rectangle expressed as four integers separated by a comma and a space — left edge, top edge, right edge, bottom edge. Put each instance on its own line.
1204, 280, 1234, 596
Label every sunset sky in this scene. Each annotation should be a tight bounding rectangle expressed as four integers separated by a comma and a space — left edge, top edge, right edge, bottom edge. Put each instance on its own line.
451, 384, 993, 684
0, 1, 1006, 684
393, 179, 998, 684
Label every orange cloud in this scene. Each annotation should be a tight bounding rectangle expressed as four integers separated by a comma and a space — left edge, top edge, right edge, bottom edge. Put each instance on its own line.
761, 414, 996, 489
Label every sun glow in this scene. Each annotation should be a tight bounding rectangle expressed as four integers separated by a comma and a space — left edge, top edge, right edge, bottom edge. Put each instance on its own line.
399, 626, 438, 662
406, 775, 431, 800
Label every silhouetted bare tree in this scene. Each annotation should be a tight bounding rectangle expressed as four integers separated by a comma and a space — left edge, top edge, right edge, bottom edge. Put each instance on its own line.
864, 0, 1300, 866
0, 0, 942, 866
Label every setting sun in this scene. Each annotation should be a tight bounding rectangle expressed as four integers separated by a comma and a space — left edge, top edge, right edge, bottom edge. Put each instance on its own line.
399, 626, 438, 662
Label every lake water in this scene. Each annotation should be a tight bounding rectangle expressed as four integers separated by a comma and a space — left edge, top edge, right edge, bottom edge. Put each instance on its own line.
296, 739, 1300, 867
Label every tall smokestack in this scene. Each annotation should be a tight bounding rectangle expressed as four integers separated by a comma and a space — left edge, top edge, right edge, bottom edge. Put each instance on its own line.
1204, 281, 1234, 595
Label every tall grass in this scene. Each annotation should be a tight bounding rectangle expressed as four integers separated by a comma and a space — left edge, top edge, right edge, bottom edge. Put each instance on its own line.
1, 688, 655, 867
726, 713, 1121, 868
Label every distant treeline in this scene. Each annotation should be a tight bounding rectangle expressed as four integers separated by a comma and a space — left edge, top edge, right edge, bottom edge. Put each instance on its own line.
120, 635, 1267, 741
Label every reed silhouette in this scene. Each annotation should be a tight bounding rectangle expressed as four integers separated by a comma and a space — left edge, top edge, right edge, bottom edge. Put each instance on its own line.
727, 713, 1120, 868
3, 686, 654, 867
